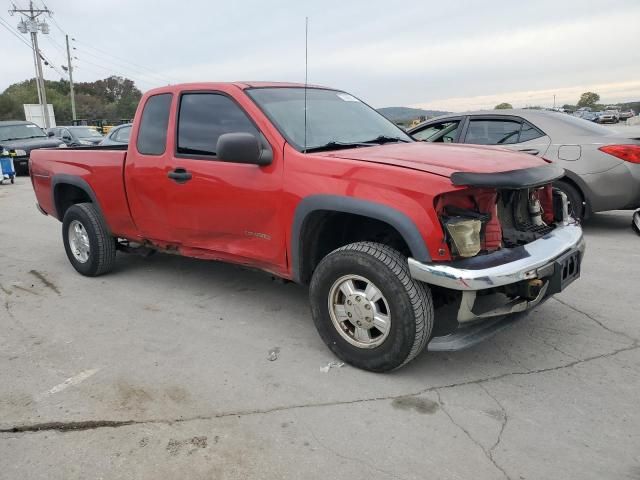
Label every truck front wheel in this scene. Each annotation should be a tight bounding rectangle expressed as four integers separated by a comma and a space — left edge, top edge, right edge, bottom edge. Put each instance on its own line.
309, 242, 433, 372
62, 203, 116, 276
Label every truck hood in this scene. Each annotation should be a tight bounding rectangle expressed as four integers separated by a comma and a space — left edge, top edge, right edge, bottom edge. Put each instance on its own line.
0, 137, 64, 155
318, 142, 547, 177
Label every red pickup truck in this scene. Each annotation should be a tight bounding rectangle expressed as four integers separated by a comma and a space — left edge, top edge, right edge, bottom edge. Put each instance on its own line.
30, 82, 585, 372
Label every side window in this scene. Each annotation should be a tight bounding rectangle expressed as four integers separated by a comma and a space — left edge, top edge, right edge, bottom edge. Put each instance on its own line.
465, 119, 521, 145
518, 121, 544, 143
177, 93, 259, 157
115, 126, 132, 143
413, 121, 460, 143
137, 93, 172, 155
62, 129, 71, 139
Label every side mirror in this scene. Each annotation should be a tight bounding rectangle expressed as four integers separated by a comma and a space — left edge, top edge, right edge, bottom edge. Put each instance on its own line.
47, 131, 55, 137
63, 136, 72, 141
216, 133, 272, 166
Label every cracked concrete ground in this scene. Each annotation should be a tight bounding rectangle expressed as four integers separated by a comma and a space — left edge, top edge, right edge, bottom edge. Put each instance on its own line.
1, 180, 639, 479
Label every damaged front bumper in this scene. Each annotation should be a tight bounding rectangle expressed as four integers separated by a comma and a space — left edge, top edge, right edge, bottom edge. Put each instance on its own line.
409, 222, 585, 348
409, 223, 584, 292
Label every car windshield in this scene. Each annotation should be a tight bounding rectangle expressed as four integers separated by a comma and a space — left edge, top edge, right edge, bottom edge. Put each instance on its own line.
246, 87, 412, 151
70, 127, 103, 138
0, 123, 47, 141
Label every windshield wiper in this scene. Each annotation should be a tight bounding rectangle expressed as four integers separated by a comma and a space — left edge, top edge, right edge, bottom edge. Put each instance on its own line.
304, 141, 374, 153
2, 136, 45, 141
361, 135, 411, 145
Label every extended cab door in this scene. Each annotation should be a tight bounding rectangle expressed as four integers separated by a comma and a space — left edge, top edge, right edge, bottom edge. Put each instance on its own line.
164, 88, 285, 271
125, 92, 178, 243
459, 115, 551, 157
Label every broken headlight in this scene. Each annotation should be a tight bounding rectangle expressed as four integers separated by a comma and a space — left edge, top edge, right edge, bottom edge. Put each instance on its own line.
444, 217, 482, 257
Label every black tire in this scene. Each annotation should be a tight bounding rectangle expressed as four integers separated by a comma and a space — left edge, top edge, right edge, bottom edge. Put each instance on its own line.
62, 203, 116, 276
554, 180, 585, 221
632, 211, 640, 236
309, 241, 433, 372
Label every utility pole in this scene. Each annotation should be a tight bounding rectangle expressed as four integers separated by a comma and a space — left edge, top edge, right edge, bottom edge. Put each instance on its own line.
65, 34, 76, 121
10, 1, 52, 129
553, 94, 556, 110
31, 40, 43, 105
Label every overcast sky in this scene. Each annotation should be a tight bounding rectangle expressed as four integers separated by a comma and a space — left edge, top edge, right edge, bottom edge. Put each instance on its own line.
1, 0, 639, 110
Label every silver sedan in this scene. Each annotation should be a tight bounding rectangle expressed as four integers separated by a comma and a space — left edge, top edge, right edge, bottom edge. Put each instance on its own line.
99, 123, 132, 146
408, 110, 640, 219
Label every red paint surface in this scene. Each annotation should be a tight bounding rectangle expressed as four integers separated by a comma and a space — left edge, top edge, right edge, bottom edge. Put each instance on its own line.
31, 82, 550, 279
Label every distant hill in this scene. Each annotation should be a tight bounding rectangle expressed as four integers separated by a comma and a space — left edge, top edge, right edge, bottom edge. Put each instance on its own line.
378, 106, 450, 123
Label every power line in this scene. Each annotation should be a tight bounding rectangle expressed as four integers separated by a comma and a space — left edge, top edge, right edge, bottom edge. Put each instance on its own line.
72, 45, 167, 86
8, 1, 59, 128
74, 39, 174, 84
32, 0, 171, 86
0, 14, 65, 78
73, 56, 156, 89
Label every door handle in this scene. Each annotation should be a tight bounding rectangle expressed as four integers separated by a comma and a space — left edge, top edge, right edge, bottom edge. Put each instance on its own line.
519, 148, 540, 155
167, 168, 192, 183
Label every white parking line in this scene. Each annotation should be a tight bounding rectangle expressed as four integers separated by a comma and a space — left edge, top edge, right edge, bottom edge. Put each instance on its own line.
40, 369, 100, 398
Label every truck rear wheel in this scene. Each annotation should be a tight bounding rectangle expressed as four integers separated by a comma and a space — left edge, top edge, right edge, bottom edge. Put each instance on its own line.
62, 203, 116, 276
309, 242, 433, 372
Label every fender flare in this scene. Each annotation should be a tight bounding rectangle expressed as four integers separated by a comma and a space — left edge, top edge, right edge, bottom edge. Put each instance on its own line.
290, 194, 431, 283
51, 174, 111, 233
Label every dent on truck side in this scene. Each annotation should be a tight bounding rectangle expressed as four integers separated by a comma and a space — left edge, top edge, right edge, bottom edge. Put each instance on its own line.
290, 194, 432, 283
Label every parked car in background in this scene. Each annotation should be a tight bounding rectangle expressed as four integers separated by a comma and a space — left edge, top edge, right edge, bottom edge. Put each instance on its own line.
573, 110, 599, 122
99, 123, 132, 146
619, 109, 636, 121
595, 110, 619, 124
0, 120, 65, 175
49, 126, 104, 146
409, 110, 640, 219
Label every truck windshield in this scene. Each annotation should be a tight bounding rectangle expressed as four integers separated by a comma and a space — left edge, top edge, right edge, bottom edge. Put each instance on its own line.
0, 124, 47, 141
246, 87, 412, 152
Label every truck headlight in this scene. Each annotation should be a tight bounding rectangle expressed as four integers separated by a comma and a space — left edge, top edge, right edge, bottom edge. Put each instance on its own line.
444, 218, 482, 257
14, 149, 27, 156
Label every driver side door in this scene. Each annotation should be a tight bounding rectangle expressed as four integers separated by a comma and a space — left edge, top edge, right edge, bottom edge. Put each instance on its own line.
165, 89, 286, 271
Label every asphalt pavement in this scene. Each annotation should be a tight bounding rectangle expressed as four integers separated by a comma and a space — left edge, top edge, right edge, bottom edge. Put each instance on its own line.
1, 179, 639, 480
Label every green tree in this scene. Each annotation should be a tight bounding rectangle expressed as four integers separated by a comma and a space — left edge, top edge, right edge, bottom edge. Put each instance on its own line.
0, 76, 142, 123
577, 92, 600, 109
494, 102, 513, 109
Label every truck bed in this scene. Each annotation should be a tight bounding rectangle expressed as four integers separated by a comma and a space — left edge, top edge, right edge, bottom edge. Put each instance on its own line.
30, 147, 138, 238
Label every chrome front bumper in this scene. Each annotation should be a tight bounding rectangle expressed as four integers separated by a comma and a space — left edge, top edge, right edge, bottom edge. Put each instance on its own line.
408, 223, 585, 291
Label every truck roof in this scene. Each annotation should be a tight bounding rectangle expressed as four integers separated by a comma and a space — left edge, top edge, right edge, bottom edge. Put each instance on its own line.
144, 81, 332, 96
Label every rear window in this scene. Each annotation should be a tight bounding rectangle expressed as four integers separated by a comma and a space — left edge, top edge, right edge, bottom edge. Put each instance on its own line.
136, 93, 172, 155
465, 119, 522, 145
541, 112, 612, 136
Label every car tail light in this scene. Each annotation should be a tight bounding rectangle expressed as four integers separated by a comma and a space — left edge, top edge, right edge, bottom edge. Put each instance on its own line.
599, 145, 640, 164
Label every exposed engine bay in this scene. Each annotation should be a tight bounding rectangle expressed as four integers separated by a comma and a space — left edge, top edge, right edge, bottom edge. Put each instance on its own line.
436, 184, 568, 260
